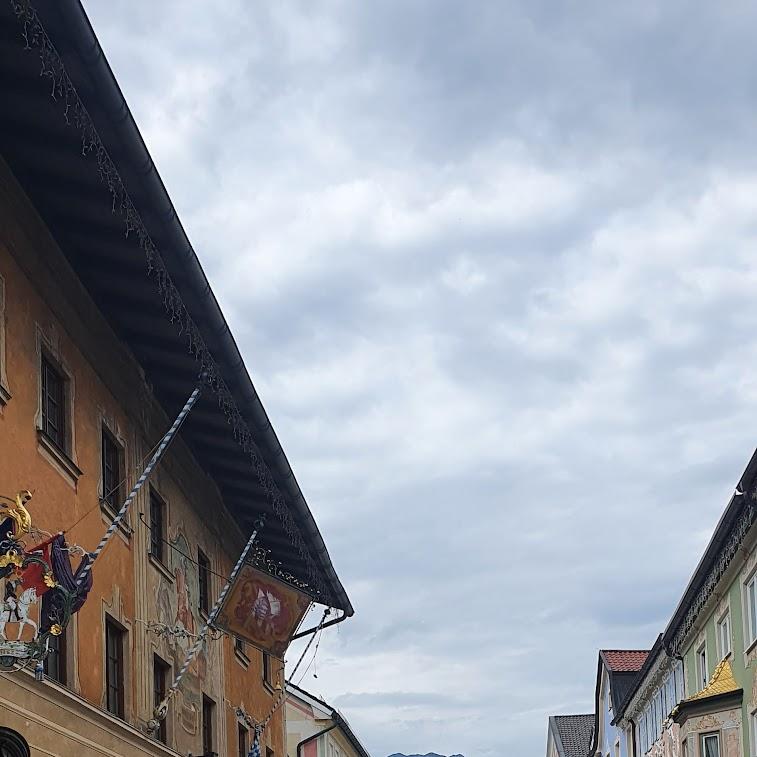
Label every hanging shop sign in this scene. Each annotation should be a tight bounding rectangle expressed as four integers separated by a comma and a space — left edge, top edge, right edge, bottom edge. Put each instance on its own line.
0, 491, 92, 672
213, 564, 310, 658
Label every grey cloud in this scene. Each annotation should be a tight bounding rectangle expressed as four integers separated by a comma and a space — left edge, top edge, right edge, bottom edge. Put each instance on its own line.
83, 0, 757, 754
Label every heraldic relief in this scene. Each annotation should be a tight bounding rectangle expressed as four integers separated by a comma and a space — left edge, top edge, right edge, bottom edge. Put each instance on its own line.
0, 491, 92, 673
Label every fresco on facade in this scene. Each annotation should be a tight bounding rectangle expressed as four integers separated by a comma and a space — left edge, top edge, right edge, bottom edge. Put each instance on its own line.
153, 528, 218, 737
214, 564, 310, 658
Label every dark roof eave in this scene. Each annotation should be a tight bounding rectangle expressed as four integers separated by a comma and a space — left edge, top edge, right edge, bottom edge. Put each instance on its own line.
29, 0, 352, 614
672, 689, 743, 725
662, 448, 757, 649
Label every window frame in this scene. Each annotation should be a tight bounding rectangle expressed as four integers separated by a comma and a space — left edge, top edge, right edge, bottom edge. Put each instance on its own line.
40, 351, 68, 453
202, 693, 215, 756
198, 549, 210, 616
697, 643, 708, 691
747, 571, 757, 650
105, 616, 125, 719
153, 654, 171, 744
717, 609, 732, 660
700, 732, 720, 757
262, 651, 273, 688
101, 425, 124, 515
149, 488, 167, 565
238, 722, 248, 757
44, 625, 67, 685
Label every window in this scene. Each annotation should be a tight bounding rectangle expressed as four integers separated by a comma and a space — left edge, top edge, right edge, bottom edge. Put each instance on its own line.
701, 733, 720, 757
149, 489, 166, 564
717, 611, 732, 659
105, 617, 125, 718
746, 573, 757, 648
198, 549, 210, 614
697, 643, 708, 690
238, 723, 248, 757
44, 626, 66, 684
674, 659, 685, 701
153, 655, 170, 744
41, 354, 67, 450
235, 637, 247, 657
682, 737, 689, 757
102, 427, 123, 513
266, 748, 274, 757
615, 741, 620, 757
202, 694, 215, 756
262, 651, 272, 686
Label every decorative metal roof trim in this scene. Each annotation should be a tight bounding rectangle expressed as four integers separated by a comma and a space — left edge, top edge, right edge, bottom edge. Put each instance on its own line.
8, 0, 331, 604
669, 492, 756, 657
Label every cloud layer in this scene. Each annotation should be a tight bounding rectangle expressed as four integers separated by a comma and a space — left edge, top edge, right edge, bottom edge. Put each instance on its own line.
85, 1, 757, 754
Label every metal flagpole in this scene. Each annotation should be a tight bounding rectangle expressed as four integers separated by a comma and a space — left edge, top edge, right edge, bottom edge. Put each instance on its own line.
75, 379, 204, 588
149, 518, 264, 729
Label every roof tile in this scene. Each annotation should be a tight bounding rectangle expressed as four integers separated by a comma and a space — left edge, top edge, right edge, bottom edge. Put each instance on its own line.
601, 650, 649, 673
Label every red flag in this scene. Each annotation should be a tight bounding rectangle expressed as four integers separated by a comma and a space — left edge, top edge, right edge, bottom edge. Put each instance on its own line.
19, 536, 56, 596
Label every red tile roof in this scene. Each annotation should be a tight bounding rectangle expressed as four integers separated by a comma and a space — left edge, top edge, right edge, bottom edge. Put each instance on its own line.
601, 650, 649, 672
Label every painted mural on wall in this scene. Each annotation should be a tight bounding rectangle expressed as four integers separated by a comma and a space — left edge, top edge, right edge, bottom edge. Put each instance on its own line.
214, 564, 310, 658
152, 527, 219, 738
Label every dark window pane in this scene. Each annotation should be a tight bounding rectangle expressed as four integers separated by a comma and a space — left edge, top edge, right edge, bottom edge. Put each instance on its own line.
105, 618, 124, 718
149, 490, 165, 563
202, 694, 214, 755
262, 652, 271, 685
238, 723, 248, 757
41, 355, 66, 450
44, 627, 66, 684
153, 655, 170, 744
198, 549, 210, 614
102, 429, 122, 512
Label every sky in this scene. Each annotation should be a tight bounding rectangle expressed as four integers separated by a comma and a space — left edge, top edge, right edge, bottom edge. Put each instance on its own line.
83, 2, 757, 755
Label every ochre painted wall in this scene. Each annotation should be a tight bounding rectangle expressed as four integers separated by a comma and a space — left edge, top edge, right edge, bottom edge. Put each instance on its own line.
0, 157, 285, 756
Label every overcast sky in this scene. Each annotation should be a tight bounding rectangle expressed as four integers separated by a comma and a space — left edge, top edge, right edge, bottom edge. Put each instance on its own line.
83, 2, 757, 755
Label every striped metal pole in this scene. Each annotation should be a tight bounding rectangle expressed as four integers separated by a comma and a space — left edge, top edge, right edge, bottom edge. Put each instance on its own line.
76, 381, 204, 588
151, 522, 262, 726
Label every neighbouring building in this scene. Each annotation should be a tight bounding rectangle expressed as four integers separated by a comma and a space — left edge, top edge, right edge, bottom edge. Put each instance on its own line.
588, 650, 650, 757
285, 683, 371, 757
546, 448, 757, 757
0, 2, 352, 756
614, 636, 684, 757
546, 714, 594, 757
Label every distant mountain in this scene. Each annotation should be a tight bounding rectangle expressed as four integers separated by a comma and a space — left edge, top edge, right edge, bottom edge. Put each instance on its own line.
387, 753, 465, 757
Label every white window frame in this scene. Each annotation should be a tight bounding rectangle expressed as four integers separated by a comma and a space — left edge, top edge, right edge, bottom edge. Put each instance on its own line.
746, 571, 757, 650
697, 643, 708, 690
717, 609, 732, 659
700, 732, 720, 757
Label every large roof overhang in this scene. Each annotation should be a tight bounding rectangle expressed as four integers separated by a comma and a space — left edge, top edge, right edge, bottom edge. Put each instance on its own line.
0, 0, 352, 615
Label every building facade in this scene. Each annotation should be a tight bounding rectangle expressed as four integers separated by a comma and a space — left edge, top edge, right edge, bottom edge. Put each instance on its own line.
285, 683, 370, 757
588, 650, 650, 757
0, 2, 352, 755
546, 449, 757, 757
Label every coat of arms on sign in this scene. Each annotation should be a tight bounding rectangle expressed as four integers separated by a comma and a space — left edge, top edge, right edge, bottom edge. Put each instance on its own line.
214, 564, 310, 658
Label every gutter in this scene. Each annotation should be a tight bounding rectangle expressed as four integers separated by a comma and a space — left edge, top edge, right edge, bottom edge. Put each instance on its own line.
35, 0, 352, 615
296, 723, 338, 757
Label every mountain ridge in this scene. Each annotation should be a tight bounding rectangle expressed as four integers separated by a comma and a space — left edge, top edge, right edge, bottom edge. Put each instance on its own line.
387, 753, 465, 757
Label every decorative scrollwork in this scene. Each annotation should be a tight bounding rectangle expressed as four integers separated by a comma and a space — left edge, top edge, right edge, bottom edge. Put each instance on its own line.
670, 491, 756, 656
9, 0, 333, 607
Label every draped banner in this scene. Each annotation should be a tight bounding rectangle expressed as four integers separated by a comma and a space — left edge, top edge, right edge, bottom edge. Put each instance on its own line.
213, 565, 310, 658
